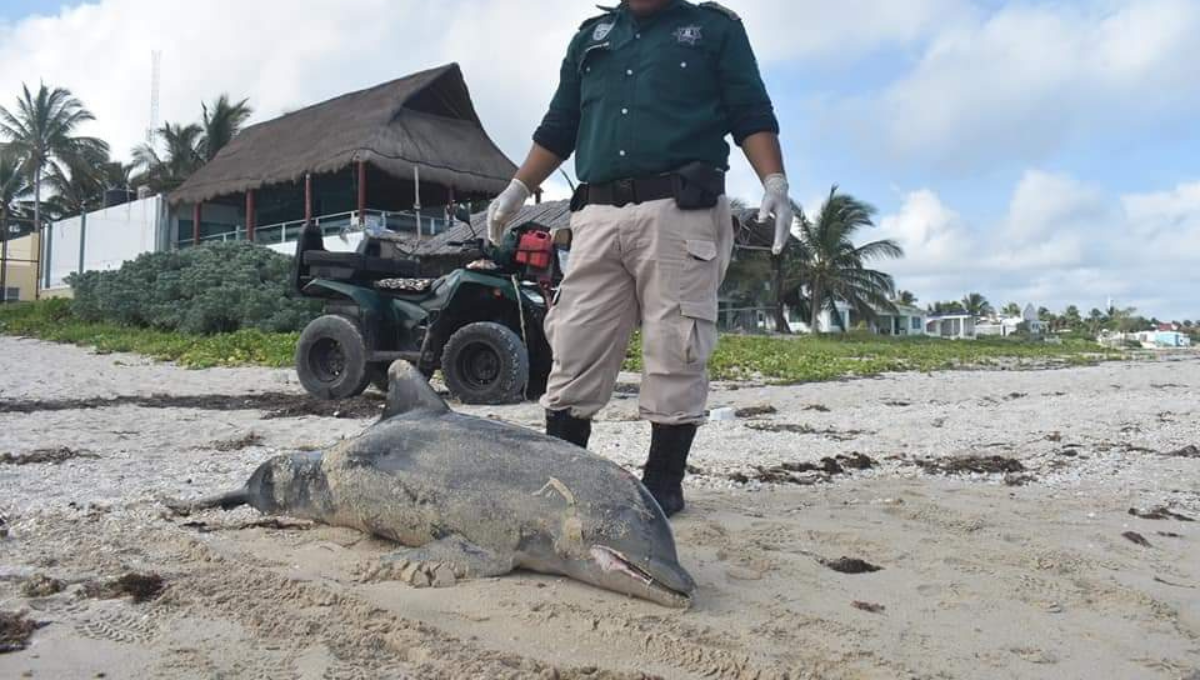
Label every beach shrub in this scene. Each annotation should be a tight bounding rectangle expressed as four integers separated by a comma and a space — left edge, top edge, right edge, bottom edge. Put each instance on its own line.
69, 242, 320, 335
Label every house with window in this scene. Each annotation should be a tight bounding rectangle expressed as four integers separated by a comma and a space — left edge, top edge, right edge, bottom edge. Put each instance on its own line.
926, 312, 976, 339
168, 63, 516, 253
976, 304, 1044, 337
34, 64, 517, 298
0, 221, 38, 303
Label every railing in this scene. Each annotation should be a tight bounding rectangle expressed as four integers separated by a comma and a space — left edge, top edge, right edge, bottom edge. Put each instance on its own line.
179, 209, 454, 249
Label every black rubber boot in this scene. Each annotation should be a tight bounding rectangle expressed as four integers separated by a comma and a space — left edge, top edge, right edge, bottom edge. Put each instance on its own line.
545, 409, 592, 449
642, 423, 697, 518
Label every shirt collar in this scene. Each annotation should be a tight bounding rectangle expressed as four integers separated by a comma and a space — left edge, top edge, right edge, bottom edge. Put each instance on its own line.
617, 0, 686, 22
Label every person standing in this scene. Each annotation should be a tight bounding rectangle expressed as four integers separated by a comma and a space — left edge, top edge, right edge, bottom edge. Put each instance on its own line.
487, 0, 792, 516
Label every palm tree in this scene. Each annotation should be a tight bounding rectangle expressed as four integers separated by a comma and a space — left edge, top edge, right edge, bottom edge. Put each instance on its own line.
0, 83, 108, 241
42, 150, 107, 220
1001, 302, 1022, 317
132, 122, 204, 192
928, 300, 966, 315
1, 147, 31, 302
200, 95, 252, 161
961, 292, 993, 318
1063, 305, 1082, 330
795, 186, 903, 332
894, 290, 918, 306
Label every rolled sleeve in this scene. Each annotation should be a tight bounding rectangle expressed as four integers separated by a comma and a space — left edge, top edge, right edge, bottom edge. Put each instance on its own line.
533, 46, 582, 159
717, 22, 779, 145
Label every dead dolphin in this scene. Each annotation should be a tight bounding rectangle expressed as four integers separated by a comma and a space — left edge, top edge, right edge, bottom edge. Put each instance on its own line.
170, 362, 695, 607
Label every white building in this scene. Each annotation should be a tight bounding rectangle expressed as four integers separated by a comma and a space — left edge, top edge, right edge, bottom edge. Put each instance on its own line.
788, 302, 927, 336
925, 313, 976, 340
976, 304, 1044, 338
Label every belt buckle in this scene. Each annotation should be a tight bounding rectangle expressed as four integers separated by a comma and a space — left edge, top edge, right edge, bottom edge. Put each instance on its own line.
614, 178, 636, 207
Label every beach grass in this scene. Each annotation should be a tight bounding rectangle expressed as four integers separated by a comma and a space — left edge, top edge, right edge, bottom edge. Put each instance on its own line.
3, 300, 1119, 379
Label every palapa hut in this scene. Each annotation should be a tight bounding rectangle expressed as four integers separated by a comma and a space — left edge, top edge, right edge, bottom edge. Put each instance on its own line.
168, 63, 517, 249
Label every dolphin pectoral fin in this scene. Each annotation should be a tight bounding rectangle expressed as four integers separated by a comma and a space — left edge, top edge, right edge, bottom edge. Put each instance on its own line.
362, 535, 513, 587
381, 361, 450, 420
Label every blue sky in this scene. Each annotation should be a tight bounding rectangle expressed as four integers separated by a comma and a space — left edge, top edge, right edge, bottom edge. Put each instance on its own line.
1, 0, 1198, 319
0, 1, 74, 21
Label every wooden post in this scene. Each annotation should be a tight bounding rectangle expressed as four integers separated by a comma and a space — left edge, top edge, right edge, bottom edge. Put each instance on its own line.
78, 206, 87, 275
357, 161, 367, 225
304, 173, 313, 223
192, 203, 202, 246
245, 190, 256, 242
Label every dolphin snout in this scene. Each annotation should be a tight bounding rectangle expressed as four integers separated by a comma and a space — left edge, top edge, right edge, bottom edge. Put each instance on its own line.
646, 556, 695, 595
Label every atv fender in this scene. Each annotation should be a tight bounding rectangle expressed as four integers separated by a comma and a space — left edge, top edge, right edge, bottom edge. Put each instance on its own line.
302, 280, 427, 354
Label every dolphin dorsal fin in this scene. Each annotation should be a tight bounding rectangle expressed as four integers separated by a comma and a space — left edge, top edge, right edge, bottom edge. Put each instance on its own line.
381, 361, 449, 419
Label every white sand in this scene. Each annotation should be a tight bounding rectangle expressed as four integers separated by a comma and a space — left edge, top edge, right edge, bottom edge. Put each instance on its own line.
1, 336, 1198, 679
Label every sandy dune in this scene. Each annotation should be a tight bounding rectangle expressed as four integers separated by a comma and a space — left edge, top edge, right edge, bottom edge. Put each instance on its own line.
1, 336, 1198, 679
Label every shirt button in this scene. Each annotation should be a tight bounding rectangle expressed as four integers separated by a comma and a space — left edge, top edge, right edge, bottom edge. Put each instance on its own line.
681, 62, 688, 69
619, 150, 627, 157
621, 107, 629, 115
635, 33, 641, 39
626, 69, 633, 76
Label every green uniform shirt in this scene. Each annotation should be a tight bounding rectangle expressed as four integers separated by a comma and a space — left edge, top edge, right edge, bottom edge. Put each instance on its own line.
533, 0, 778, 185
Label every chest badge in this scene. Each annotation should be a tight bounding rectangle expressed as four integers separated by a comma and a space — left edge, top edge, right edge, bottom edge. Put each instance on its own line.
674, 25, 703, 46
593, 22, 615, 41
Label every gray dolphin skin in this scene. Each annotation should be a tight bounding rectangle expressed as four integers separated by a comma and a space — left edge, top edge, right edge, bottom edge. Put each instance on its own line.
171, 362, 695, 607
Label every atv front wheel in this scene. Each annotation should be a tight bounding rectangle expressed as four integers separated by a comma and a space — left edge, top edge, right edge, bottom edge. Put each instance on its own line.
295, 315, 372, 400
441, 322, 529, 405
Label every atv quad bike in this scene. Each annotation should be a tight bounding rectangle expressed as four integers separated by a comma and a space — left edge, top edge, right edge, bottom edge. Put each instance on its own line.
292, 218, 559, 405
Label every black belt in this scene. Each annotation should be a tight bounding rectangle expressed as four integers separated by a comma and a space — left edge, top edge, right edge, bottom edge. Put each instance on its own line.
572, 175, 677, 210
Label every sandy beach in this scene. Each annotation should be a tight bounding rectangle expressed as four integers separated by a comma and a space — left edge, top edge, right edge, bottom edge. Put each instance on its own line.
1, 335, 1198, 679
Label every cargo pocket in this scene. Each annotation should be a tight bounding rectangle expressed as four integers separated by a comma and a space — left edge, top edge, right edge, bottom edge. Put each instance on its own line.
679, 315, 717, 367
679, 239, 719, 323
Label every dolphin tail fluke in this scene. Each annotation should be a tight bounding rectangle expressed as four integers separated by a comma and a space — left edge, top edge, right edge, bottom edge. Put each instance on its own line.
382, 361, 450, 420
163, 488, 252, 516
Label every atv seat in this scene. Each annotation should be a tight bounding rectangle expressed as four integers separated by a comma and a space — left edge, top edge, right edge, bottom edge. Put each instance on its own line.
301, 250, 421, 282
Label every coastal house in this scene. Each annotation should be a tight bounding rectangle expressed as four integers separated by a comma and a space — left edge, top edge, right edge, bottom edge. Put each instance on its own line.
0, 221, 38, 303
33, 64, 516, 298
169, 63, 516, 253
926, 312, 976, 340
976, 304, 1044, 337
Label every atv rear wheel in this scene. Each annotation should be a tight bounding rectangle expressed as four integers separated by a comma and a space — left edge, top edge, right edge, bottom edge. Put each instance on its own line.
295, 315, 372, 400
441, 322, 529, 405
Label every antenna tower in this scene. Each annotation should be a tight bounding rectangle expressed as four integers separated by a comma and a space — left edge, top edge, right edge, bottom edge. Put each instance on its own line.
146, 50, 162, 144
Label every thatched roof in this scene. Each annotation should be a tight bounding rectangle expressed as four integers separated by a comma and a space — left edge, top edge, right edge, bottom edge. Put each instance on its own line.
170, 64, 516, 206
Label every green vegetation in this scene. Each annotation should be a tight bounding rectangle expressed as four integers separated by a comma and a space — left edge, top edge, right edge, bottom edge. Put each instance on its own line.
0, 299, 296, 369
69, 241, 319, 335
627, 331, 1116, 383
5, 301, 1119, 380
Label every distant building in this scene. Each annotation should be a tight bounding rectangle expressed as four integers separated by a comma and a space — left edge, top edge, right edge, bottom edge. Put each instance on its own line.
169, 63, 515, 254
976, 303, 1044, 338
33, 64, 516, 297
0, 223, 39, 303
926, 313, 976, 340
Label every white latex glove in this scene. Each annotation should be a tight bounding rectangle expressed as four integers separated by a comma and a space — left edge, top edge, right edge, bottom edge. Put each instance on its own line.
758, 173, 793, 255
486, 179, 531, 244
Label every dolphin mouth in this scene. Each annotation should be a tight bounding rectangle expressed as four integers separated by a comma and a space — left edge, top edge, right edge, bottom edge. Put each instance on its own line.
590, 546, 693, 608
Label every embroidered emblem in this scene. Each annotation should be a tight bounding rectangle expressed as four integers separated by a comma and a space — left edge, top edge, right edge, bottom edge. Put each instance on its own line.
593, 22, 615, 41
674, 25, 703, 45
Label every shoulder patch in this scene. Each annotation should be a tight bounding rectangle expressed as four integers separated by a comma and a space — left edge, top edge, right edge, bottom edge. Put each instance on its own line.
699, 1, 740, 21
578, 6, 618, 31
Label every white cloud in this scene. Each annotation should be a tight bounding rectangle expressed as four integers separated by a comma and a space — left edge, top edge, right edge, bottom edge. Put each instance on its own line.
879, 172, 1200, 320
860, 0, 1200, 170
734, 0, 973, 63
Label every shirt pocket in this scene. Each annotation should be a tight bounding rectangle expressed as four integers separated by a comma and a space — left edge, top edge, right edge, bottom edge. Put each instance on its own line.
648, 45, 716, 105
579, 43, 613, 109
